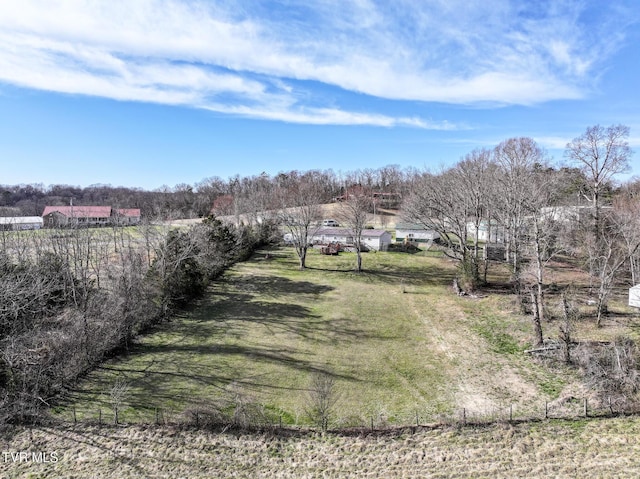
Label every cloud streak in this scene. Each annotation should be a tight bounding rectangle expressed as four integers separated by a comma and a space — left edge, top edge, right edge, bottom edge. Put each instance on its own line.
0, 0, 635, 127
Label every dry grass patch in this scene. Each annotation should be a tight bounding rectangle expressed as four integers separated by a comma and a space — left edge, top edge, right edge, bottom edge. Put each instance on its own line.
4, 418, 640, 478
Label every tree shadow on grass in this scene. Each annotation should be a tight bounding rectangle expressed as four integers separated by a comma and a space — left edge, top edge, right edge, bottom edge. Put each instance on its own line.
231, 274, 335, 297
60, 258, 391, 417
306, 266, 356, 273
188, 291, 381, 345
67, 342, 360, 410
362, 264, 455, 287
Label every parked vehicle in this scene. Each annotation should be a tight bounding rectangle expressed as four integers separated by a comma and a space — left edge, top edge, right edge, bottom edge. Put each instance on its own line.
322, 219, 339, 227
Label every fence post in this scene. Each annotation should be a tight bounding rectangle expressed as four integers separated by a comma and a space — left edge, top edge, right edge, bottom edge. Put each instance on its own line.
544, 401, 548, 419
583, 398, 588, 418
279, 415, 283, 429
155, 407, 159, 425
73, 407, 77, 424
608, 397, 614, 415
416, 411, 419, 427
509, 404, 513, 422
370, 417, 374, 431
98, 409, 102, 426
462, 408, 466, 425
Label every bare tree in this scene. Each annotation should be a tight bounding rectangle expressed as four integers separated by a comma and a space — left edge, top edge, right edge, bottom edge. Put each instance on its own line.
612, 191, 640, 284
109, 377, 129, 425
404, 169, 477, 288
305, 372, 339, 432
560, 290, 578, 364
565, 124, 632, 236
493, 137, 546, 285
521, 164, 566, 325
456, 149, 496, 285
336, 194, 372, 273
588, 209, 640, 327
277, 180, 323, 270
404, 153, 496, 290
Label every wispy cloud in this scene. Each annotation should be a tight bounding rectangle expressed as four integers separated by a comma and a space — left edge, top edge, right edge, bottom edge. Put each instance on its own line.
0, 0, 635, 127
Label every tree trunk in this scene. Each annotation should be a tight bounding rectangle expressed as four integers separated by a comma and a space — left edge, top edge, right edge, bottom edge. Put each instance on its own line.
533, 218, 545, 323
560, 293, 572, 364
530, 290, 543, 347
299, 246, 307, 270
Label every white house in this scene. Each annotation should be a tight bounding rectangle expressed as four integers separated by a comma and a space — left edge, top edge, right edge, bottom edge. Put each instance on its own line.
0, 216, 43, 231
309, 227, 392, 251
395, 223, 440, 244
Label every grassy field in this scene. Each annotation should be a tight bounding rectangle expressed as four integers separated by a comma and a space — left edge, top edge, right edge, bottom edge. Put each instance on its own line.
54, 246, 586, 427
5, 245, 640, 477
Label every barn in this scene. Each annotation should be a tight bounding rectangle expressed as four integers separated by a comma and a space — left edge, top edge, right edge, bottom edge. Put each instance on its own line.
42, 206, 141, 227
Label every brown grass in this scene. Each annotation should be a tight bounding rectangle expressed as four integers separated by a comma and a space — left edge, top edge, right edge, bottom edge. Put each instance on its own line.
3, 418, 640, 478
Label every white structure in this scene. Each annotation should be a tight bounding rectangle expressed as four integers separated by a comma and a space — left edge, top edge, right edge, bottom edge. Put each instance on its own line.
310, 227, 392, 251
540, 205, 610, 224
466, 220, 506, 243
0, 216, 43, 231
395, 223, 440, 244
629, 284, 640, 308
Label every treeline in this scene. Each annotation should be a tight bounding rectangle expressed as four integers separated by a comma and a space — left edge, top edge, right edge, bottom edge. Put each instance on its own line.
403, 126, 638, 345
0, 166, 414, 219
1, 162, 600, 223
0, 218, 275, 424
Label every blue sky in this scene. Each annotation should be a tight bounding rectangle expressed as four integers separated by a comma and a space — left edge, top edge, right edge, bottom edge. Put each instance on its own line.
0, 0, 639, 190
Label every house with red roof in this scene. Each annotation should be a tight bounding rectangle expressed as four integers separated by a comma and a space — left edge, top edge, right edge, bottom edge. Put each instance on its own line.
42, 206, 141, 227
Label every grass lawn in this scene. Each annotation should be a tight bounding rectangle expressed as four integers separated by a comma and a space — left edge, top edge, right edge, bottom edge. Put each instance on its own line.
57, 246, 583, 427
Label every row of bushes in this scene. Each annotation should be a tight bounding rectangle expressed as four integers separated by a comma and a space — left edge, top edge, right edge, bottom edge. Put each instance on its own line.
0, 217, 276, 424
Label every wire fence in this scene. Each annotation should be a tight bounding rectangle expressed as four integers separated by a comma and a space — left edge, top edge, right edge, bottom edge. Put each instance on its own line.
58, 397, 637, 434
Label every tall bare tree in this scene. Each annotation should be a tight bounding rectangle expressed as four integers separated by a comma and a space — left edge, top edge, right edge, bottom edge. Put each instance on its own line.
493, 137, 546, 285
337, 194, 372, 273
457, 149, 496, 285
612, 190, 640, 284
565, 124, 632, 236
520, 164, 565, 341
404, 155, 498, 290
277, 180, 323, 270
